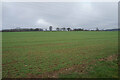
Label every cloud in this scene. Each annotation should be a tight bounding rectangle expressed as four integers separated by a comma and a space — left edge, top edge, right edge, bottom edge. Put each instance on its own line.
37, 19, 51, 25
2, 2, 118, 30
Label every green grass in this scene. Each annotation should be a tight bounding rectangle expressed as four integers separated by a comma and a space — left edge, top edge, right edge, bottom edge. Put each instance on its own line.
59, 58, 118, 78
2, 31, 118, 78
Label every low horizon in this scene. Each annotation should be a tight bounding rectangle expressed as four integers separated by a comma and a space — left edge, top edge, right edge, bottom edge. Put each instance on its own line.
1, 26, 119, 31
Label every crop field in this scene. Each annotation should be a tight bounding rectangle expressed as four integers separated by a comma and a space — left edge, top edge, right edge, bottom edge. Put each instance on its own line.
2, 31, 118, 78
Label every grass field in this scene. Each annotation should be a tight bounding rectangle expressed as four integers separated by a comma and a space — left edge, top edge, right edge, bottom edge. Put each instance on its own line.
2, 31, 118, 78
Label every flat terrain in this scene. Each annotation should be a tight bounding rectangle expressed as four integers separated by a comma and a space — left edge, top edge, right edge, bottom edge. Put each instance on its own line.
2, 31, 118, 78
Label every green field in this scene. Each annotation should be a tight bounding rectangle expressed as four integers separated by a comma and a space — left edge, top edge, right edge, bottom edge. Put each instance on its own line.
2, 31, 118, 78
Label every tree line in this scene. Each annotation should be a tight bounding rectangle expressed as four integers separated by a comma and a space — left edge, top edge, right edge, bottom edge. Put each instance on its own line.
1, 26, 102, 32
2, 28, 44, 32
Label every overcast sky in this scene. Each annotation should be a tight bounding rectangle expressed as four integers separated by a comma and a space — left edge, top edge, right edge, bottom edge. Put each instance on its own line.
2, 2, 118, 30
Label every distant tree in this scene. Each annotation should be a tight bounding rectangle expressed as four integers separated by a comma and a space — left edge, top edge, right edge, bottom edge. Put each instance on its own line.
62, 27, 66, 31
34, 28, 39, 31
45, 29, 48, 31
56, 27, 60, 31
30, 28, 34, 31
67, 28, 71, 31
49, 26, 52, 31
96, 27, 99, 31
2, 28, 44, 32
73, 28, 84, 31
39, 29, 43, 31
84, 29, 89, 31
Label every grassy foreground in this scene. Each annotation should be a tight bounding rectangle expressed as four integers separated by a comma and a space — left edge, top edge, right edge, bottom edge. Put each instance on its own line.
2, 31, 118, 78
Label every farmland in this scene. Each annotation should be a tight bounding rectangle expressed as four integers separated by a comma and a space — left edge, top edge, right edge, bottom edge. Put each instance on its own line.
2, 31, 118, 78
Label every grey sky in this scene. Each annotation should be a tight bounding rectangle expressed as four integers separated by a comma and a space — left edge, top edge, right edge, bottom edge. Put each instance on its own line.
2, 2, 118, 30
